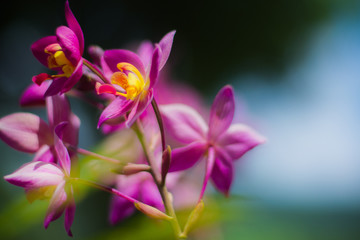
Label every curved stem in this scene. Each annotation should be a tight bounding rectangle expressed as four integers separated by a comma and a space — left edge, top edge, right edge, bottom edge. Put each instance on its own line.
83, 58, 109, 84
67, 145, 123, 165
151, 98, 166, 152
133, 120, 183, 239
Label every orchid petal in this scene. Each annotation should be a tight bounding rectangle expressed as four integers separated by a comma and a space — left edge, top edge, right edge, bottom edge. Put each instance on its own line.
208, 85, 235, 140
20, 82, 50, 107
33, 145, 56, 163
0, 113, 52, 153
54, 122, 71, 175
64, 191, 75, 236
148, 46, 162, 89
44, 77, 67, 97
44, 181, 67, 229
141, 180, 165, 211
88, 45, 104, 67
4, 161, 64, 189
56, 26, 81, 66
46, 94, 70, 129
125, 89, 153, 127
31, 36, 57, 67
198, 147, 215, 201
65, 0, 84, 55
60, 60, 83, 94
104, 49, 146, 76
210, 154, 234, 196
64, 113, 80, 147
158, 30, 176, 70
98, 97, 134, 128
137, 41, 154, 70
169, 141, 207, 172
160, 104, 208, 144
218, 123, 266, 160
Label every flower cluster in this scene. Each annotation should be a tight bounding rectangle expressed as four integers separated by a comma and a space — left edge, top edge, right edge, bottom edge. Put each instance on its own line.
1, 1, 265, 238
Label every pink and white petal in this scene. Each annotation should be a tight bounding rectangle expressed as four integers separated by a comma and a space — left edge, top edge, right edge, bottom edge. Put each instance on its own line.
65, 0, 84, 55
46, 94, 70, 130
54, 123, 71, 175
160, 104, 208, 144
148, 46, 162, 89
104, 49, 146, 76
137, 41, 154, 71
20, 82, 50, 107
56, 26, 81, 66
125, 89, 153, 127
98, 97, 135, 128
169, 141, 207, 172
4, 161, 64, 189
208, 85, 235, 141
0, 113, 52, 153
158, 30, 176, 70
31, 36, 57, 67
198, 147, 216, 201
33, 145, 56, 163
63, 113, 80, 147
44, 181, 67, 229
217, 123, 266, 160
64, 191, 76, 237
210, 156, 234, 196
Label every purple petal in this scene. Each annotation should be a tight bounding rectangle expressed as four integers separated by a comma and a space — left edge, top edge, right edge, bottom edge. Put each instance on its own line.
54, 122, 71, 175
56, 26, 81, 66
0, 113, 52, 153
44, 78, 66, 97
98, 97, 135, 128
148, 46, 162, 89
64, 113, 80, 147
65, 0, 84, 55
137, 41, 154, 70
169, 141, 207, 172
141, 180, 165, 211
158, 30, 176, 70
160, 104, 208, 144
46, 94, 70, 129
210, 154, 234, 196
60, 60, 83, 94
217, 123, 266, 160
4, 161, 64, 189
19, 82, 50, 107
64, 192, 76, 236
198, 147, 216, 201
44, 181, 67, 229
31, 36, 57, 67
103, 49, 146, 76
208, 85, 235, 141
109, 175, 140, 225
88, 45, 104, 66
125, 89, 153, 127
33, 145, 56, 163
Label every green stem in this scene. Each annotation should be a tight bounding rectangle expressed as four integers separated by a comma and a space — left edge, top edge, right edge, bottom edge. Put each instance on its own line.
67, 145, 123, 165
151, 98, 166, 152
133, 120, 183, 239
83, 58, 109, 83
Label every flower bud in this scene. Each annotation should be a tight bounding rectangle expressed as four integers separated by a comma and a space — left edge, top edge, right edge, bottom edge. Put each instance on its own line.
181, 200, 205, 237
161, 145, 171, 183
134, 202, 172, 221
112, 163, 151, 175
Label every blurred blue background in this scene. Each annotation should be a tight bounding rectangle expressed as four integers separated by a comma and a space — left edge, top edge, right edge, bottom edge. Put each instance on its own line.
1, 0, 360, 239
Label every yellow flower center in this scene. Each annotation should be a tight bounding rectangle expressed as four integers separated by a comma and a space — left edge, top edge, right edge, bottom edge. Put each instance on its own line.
111, 62, 148, 100
45, 43, 75, 78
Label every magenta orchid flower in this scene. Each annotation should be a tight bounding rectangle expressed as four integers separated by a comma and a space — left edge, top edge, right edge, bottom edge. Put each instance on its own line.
0, 94, 80, 163
31, 1, 84, 96
95, 30, 176, 128
4, 123, 76, 236
160, 85, 266, 198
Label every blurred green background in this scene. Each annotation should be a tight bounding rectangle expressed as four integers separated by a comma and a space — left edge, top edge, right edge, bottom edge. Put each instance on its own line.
1, 0, 360, 239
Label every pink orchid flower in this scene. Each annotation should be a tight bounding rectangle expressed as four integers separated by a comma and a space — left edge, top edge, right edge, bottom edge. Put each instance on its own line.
95, 30, 176, 128
31, 0, 84, 96
0, 94, 80, 163
160, 85, 266, 198
4, 123, 76, 236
